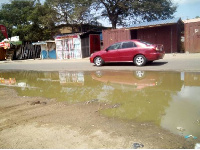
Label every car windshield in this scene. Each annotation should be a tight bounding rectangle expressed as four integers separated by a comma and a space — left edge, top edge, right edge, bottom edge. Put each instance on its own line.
139, 40, 152, 46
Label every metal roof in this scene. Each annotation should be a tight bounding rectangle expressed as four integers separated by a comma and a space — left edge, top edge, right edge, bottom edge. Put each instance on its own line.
184, 18, 200, 23
128, 17, 182, 29
55, 31, 101, 39
32, 40, 55, 45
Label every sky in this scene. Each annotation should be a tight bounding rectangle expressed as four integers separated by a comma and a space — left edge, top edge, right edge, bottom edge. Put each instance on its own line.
0, 0, 200, 27
173, 0, 200, 20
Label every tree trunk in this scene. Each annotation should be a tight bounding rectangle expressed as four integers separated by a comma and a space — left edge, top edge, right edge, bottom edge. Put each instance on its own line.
111, 21, 117, 29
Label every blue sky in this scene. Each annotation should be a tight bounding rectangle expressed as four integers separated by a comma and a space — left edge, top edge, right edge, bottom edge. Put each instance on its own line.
0, 0, 200, 26
173, 0, 200, 20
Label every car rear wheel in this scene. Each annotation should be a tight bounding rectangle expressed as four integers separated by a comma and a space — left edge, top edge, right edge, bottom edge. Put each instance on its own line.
134, 55, 146, 66
94, 57, 104, 67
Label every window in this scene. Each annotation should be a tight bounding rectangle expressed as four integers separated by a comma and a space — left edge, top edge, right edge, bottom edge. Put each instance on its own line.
107, 42, 121, 50
122, 42, 136, 49
139, 40, 152, 46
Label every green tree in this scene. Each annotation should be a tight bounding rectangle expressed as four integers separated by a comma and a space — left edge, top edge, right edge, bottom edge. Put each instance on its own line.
28, 2, 57, 40
133, 0, 177, 22
45, 0, 99, 30
0, 0, 56, 41
92, 0, 177, 29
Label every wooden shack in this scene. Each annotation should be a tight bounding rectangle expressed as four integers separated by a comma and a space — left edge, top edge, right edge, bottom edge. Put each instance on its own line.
184, 18, 200, 53
0, 47, 6, 60
55, 31, 101, 59
103, 18, 184, 53
32, 41, 56, 59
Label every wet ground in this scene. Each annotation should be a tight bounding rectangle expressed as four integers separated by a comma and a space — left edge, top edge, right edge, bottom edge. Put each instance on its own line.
0, 70, 200, 148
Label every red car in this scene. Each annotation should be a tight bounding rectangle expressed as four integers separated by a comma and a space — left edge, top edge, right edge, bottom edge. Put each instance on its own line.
90, 40, 165, 66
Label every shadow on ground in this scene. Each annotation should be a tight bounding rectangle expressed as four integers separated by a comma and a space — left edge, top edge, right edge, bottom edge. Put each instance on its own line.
97, 61, 168, 67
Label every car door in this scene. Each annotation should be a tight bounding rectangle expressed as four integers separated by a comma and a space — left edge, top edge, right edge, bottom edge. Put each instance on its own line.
102, 42, 121, 62
118, 41, 137, 61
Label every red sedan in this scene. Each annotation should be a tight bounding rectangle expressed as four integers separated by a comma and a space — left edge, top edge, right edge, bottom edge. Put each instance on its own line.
90, 40, 165, 66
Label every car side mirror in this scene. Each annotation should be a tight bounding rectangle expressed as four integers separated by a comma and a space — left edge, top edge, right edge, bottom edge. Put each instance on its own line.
106, 48, 109, 51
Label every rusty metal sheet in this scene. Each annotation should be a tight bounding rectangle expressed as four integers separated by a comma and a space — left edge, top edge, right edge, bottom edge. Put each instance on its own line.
137, 25, 178, 53
102, 29, 131, 49
184, 21, 200, 53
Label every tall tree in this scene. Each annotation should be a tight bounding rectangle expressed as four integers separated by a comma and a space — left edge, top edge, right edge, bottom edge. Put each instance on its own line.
45, 0, 98, 28
132, 0, 177, 22
0, 0, 56, 41
0, 0, 35, 41
92, 0, 177, 29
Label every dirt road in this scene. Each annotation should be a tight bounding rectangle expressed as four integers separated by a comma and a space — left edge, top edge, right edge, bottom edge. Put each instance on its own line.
0, 53, 199, 149
0, 53, 200, 72
0, 88, 197, 149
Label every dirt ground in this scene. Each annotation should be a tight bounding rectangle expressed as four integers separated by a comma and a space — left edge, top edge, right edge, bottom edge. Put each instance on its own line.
0, 88, 198, 149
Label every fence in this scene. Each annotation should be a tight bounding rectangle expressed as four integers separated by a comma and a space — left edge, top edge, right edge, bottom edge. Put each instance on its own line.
14, 42, 41, 60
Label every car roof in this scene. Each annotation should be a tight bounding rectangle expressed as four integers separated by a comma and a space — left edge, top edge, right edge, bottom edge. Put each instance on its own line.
114, 39, 140, 43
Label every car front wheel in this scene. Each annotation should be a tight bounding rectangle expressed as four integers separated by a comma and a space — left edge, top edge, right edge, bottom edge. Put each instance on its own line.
134, 55, 146, 66
94, 57, 104, 67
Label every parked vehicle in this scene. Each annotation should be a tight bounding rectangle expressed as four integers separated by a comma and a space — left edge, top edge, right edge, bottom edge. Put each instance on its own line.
90, 40, 165, 66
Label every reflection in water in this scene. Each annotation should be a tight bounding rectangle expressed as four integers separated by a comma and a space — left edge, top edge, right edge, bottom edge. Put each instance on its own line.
0, 70, 200, 138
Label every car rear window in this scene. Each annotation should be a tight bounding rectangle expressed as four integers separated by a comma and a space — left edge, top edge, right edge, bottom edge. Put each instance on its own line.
139, 40, 152, 46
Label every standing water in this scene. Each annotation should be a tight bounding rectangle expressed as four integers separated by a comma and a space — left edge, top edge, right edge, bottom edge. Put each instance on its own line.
0, 70, 200, 139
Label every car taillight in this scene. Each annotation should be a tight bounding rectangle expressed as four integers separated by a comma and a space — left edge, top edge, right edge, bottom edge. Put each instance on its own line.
155, 45, 163, 51
156, 47, 159, 51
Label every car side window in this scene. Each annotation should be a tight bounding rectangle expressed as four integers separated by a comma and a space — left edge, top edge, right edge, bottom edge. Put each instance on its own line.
107, 42, 121, 50
122, 42, 136, 49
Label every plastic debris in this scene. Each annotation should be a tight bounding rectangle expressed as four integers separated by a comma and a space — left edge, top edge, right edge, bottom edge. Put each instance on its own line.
184, 135, 197, 139
176, 127, 185, 131
196, 120, 200, 125
195, 143, 200, 149
132, 143, 144, 149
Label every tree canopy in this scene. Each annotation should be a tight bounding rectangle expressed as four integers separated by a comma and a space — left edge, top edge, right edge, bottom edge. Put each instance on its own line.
0, 0, 177, 41
92, 0, 177, 28
0, 0, 57, 41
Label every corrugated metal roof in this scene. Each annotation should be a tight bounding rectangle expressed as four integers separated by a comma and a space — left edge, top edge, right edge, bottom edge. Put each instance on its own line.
32, 40, 55, 45
184, 18, 200, 23
55, 31, 101, 39
55, 33, 83, 40
128, 17, 182, 29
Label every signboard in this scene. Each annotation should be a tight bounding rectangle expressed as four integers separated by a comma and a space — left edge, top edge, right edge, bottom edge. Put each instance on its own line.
55, 38, 82, 59
0, 25, 8, 39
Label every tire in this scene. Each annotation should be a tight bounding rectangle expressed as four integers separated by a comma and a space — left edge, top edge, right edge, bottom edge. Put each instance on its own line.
134, 55, 146, 66
94, 57, 104, 67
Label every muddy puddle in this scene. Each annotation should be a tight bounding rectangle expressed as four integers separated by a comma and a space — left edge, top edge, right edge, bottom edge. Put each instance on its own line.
0, 70, 200, 140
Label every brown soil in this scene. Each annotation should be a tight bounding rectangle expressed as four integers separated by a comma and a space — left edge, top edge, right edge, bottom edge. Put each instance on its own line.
0, 88, 197, 149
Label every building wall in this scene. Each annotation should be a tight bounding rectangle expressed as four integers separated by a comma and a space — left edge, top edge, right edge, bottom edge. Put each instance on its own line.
102, 25, 182, 53
184, 21, 200, 53
0, 47, 6, 60
102, 29, 130, 49
55, 38, 82, 60
40, 43, 56, 59
81, 37, 90, 58
136, 25, 179, 53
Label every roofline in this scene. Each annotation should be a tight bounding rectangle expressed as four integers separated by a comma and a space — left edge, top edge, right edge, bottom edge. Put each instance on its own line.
127, 23, 175, 30
127, 18, 183, 30
183, 18, 200, 23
